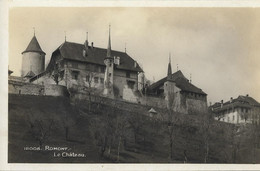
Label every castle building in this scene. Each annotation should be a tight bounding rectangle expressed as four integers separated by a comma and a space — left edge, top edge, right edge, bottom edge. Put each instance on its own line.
146, 57, 208, 114
210, 95, 260, 124
21, 34, 45, 78
29, 27, 143, 100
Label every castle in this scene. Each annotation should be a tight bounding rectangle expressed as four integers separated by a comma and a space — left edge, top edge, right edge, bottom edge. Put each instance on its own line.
8, 27, 208, 115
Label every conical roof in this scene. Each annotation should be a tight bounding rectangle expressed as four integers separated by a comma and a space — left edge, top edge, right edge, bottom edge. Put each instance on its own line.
22, 36, 45, 54
24, 70, 36, 78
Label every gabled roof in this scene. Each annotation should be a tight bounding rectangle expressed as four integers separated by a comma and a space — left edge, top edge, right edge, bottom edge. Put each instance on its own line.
210, 95, 260, 113
147, 70, 207, 95
22, 36, 45, 55
236, 95, 260, 106
50, 41, 143, 72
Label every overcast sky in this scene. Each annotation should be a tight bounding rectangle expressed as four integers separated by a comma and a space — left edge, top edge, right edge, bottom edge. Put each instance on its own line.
9, 7, 260, 103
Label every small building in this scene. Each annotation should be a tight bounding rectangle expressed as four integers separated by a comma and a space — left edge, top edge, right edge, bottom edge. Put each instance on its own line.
210, 95, 260, 124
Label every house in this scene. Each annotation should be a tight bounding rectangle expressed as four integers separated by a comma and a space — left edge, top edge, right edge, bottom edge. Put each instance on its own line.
210, 95, 260, 124
145, 57, 208, 114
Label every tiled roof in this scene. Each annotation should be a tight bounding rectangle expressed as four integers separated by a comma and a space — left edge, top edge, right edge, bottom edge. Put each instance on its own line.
22, 36, 45, 55
147, 70, 207, 95
211, 95, 260, 113
53, 41, 143, 72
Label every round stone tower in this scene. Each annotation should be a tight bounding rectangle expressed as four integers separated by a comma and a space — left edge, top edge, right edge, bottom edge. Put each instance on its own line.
21, 35, 45, 77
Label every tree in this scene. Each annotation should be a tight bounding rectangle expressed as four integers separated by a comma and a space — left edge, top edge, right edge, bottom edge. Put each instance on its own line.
114, 113, 128, 162
27, 111, 54, 148
83, 71, 101, 111
51, 63, 63, 85
199, 112, 213, 163
166, 109, 182, 161
127, 112, 144, 144
252, 110, 260, 163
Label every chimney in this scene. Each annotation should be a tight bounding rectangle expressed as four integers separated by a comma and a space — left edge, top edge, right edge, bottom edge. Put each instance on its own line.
230, 97, 233, 103
246, 94, 249, 97
91, 42, 94, 49
114, 56, 120, 65
221, 100, 223, 108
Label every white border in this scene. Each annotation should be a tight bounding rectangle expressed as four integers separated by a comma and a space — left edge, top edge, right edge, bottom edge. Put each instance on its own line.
1, 0, 260, 170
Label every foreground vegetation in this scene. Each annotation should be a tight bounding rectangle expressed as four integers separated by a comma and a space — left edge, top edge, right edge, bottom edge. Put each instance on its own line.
8, 94, 260, 163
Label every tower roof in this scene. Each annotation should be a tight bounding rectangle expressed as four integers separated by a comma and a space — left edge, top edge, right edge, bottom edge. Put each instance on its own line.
24, 70, 36, 78
22, 36, 45, 55
167, 53, 172, 77
106, 25, 112, 58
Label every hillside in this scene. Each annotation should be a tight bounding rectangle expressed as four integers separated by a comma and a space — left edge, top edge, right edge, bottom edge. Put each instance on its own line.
8, 94, 260, 163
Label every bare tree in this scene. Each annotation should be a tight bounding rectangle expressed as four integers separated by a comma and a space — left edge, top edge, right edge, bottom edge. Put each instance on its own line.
27, 112, 54, 148
199, 112, 213, 163
115, 113, 128, 162
83, 71, 100, 111
127, 112, 144, 144
51, 63, 63, 85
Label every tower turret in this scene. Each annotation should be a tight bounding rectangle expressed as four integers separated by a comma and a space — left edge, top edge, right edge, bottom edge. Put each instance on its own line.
167, 53, 172, 78
21, 33, 45, 77
83, 32, 89, 57
103, 25, 114, 98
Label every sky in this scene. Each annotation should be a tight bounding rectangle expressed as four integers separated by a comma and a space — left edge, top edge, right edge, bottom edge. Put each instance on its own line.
9, 7, 260, 104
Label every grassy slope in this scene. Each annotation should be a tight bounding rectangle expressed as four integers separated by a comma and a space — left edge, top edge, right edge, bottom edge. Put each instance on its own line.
8, 94, 260, 163
8, 94, 101, 163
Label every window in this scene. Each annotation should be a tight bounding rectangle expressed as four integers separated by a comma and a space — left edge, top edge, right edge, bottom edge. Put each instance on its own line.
233, 115, 235, 121
228, 117, 230, 122
245, 109, 248, 113
72, 71, 79, 80
94, 65, 99, 72
71, 62, 78, 69
126, 71, 130, 78
101, 67, 105, 73
86, 75, 90, 82
100, 78, 104, 84
94, 77, 99, 83
127, 80, 135, 89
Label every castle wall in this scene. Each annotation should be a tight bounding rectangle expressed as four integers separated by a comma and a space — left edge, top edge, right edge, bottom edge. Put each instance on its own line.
122, 85, 138, 103
186, 98, 208, 114
21, 52, 45, 77
9, 80, 68, 97
9, 80, 44, 95
138, 95, 167, 108
44, 84, 69, 96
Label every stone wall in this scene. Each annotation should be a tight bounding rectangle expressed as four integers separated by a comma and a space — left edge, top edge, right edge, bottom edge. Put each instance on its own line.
9, 80, 68, 97
138, 95, 167, 109
122, 85, 138, 103
9, 80, 44, 95
186, 98, 208, 114
44, 84, 69, 97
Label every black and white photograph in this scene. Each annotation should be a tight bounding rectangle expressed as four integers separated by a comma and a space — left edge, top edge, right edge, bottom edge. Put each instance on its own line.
2, 1, 260, 170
